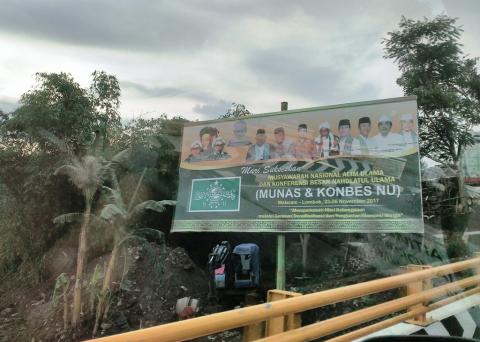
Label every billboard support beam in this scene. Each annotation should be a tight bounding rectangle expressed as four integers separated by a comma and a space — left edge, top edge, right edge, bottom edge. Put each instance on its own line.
276, 101, 288, 290
276, 234, 285, 290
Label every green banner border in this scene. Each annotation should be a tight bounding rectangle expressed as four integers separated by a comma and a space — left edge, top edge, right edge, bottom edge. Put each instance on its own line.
172, 219, 423, 233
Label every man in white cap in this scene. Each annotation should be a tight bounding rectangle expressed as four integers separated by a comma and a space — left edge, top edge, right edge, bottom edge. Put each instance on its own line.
185, 140, 203, 162
372, 115, 404, 154
211, 136, 231, 160
399, 113, 418, 150
314, 121, 339, 158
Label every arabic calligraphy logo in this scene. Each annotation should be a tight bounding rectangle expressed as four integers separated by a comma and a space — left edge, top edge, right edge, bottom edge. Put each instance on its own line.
194, 180, 237, 209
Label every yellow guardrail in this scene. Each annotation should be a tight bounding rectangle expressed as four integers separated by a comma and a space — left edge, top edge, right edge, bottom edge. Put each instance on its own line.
88, 254, 480, 342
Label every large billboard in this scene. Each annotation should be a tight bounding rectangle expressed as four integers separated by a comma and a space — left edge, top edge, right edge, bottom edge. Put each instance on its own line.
172, 96, 423, 233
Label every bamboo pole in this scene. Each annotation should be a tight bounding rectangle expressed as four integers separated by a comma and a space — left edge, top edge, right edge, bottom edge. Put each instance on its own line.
86, 257, 480, 342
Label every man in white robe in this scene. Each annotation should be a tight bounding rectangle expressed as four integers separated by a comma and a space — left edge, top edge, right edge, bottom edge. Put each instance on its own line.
399, 113, 419, 151
372, 115, 404, 155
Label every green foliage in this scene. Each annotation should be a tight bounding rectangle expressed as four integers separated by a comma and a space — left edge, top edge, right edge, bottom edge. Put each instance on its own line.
87, 264, 104, 307
218, 103, 252, 119
89, 71, 122, 151
440, 212, 471, 260
370, 233, 448, 270
0, 70, 182, 287
130, 199, 176, 218
101, 203, 128, 221
6, 71, 121, 155
116, 115, 186, 151
384, 15, 480, 261
0, 149, 80, 282
52, 273, 70, 306
383, 15, 480, 164
99, 170, 176, 237
89, 71, 121, 128
113, 116, 188, 199
8, 72, 94, 153
286, 260, 304, 278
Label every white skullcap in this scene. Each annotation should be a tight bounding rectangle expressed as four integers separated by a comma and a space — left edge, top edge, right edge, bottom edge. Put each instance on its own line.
400, 113, 414, 121
378, 115, 392, 123
190, 140, 202, 149
213, 136, 226, 146
318, 122, 331, 130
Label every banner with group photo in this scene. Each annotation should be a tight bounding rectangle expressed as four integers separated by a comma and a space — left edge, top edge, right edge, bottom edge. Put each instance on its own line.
172, 96, 423, 233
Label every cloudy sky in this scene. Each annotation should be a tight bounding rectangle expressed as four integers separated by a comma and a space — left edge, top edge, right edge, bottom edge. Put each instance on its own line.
0, 0, 479, 121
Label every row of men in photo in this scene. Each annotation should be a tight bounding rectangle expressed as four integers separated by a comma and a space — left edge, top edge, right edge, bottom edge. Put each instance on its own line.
184, 114, 418, 162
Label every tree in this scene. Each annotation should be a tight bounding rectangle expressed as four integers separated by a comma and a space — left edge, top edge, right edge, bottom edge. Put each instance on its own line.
218, 103, 252, 119
89, 71, 122, 152
117, 115, 187, 152
384, 15, 480, 170
383, 15, 480, 259
1, 109, 81, 282
114, 115, 189, 200
8, 73, 94, 154
7, 71, 121, 155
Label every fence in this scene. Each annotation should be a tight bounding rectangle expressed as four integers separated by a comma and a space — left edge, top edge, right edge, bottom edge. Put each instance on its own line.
88, 254, 480, 342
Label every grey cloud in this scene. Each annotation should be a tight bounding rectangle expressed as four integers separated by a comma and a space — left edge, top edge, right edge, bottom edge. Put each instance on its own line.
241, 0, 439, 104
122, 81, 216, 103
247, 46, 380, 104
0, 1, 220, 52
3, 0, 472, 121
443, 0, 480, 55
0, 0, 294, 52
0, 98, 19, 113
0, 0, 434, 53
123, 82, 186, 98
122, 81, 232, 119
193, 100, 232, 119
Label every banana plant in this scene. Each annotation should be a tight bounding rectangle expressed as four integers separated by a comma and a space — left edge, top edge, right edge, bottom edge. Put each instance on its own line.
92, 167, 175, 336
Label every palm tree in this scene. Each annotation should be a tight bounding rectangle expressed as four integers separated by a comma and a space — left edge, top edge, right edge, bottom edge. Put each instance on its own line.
54, 155, 102, 327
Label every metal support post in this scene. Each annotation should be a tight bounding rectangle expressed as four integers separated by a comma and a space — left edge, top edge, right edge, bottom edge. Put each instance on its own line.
402, 264, 432, 325
276, 101, 288, 290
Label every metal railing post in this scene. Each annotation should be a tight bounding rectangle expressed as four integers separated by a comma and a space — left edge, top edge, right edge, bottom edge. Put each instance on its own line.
402, 264, 432, 325
474, 252, 480, 277
243, 292, 264, 341
266, 290, 302, 336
